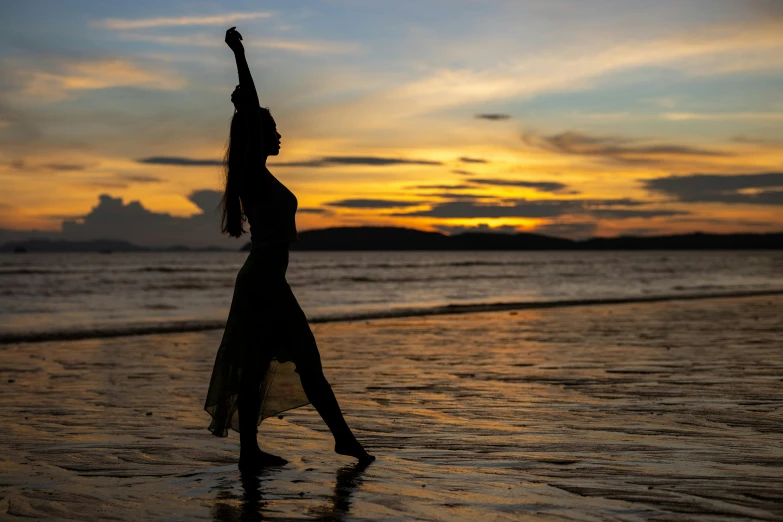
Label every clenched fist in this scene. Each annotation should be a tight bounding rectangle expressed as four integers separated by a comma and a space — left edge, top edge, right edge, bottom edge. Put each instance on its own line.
225, 26, 244, 54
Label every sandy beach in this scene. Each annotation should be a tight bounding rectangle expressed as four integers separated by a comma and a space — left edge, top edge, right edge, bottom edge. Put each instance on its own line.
1, 294, 782, 520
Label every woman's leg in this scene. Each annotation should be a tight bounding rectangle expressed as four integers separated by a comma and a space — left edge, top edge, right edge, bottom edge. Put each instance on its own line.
237, 370, 288, 470
237, 371, 262, 451
298, 367, 375, 462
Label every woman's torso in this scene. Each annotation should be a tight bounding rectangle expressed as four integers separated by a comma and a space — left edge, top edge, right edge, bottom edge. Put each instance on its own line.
243, 170, 298, 246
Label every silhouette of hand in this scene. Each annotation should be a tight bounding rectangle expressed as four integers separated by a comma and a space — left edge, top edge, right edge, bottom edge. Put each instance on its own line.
225, 26, 244, 53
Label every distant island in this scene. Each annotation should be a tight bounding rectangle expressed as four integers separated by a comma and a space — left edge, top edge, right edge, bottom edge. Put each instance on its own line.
1, 227, 780, 252
0, 239, 232, 253
258, 227, 783, 251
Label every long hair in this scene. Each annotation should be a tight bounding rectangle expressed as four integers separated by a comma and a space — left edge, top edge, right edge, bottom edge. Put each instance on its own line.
220, 107, 274, 238
220, 112, 247, 238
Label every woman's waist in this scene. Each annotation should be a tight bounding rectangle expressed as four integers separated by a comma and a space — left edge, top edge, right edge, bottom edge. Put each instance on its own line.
248, 217, 298, 246
249, 240, 291, 252
249, 229, 298, 248
239, 250, 289, 282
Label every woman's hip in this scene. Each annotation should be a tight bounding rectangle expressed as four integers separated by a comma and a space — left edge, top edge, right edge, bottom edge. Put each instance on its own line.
238, 246, 290, 281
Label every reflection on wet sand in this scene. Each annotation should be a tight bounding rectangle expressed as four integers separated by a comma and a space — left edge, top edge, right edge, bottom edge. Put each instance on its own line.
1, 295, 781, 520
212, 471, 271, 522
309, 462, 370, 521
212, 462, 370, 522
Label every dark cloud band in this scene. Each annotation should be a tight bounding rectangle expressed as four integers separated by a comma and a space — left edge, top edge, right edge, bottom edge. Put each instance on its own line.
644, 172, 783, 205
475, 114, 511, 121
588, 209, 689, 219
466, 178, 569, 193
274, 156, 442, 167
297, 208, 332, 214
526, 131, 730, 164
412, 184, 474, 190
392, 198, 687, 219
122, 175, 163, 183
392, 200, 580, 218
325, 199, 422, 209
46, 163, 89, 171
138, 157, 222, 166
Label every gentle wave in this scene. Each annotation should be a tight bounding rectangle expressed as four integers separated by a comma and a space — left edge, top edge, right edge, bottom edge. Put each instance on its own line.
300, 259, 584, 270
0, 259, 584, 276
0, 260, 558, 277
0, 268, 73, 275
0, 272, 531, 292
0, 266, 227, 276
134, 266, 216, 273
333, 274, 526, 284
0, 256, 701, 277
3, 289, 781, 345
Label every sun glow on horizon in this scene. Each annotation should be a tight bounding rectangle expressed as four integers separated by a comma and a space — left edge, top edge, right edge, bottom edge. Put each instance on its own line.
1, 1, 782, 244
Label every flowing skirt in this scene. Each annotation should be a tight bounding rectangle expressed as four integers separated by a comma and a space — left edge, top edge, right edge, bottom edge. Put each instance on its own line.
204, 244, 322, 437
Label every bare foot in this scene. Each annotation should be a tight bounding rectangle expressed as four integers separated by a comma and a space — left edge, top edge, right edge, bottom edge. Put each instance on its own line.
238, 448, 288, 473
335, 438, 375, 462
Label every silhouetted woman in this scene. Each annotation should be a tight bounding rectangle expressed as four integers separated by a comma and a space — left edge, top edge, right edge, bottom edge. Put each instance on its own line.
204, 27, 374, 472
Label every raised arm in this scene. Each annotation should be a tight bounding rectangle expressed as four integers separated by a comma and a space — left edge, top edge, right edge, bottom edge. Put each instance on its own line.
226, 28, 260, 113
225, 27, 267, 191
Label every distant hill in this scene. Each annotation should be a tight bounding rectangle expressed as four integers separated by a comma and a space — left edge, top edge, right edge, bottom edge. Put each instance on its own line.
444, 231, 574, 250
580, 232, 783, 250
0, 239, 148, 253
0, 239, 232, 253
276, 227, 574, 250
293, 226, 450, 250
241, 227, 783, 251
2, 228, 780, 252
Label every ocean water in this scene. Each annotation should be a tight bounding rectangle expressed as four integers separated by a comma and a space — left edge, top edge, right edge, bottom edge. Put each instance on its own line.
1, 250, 781, 341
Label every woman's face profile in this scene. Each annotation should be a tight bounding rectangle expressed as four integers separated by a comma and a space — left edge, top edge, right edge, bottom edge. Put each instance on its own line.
264, 117, 281, 156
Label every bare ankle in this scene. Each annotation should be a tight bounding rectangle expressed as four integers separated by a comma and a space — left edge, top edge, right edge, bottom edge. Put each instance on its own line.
240, 436, 260, 452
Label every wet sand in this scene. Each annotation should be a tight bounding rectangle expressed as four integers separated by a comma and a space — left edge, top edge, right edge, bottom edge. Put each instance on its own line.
1, 295, 782, 520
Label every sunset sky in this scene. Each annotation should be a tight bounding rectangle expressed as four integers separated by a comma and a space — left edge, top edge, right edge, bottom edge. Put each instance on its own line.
1, 0, 782, 247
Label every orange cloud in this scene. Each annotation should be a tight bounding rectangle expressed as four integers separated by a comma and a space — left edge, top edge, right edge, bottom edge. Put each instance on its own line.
93, 12, 271, 30
9, 58, 186, 102
116, 32, 362, 55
